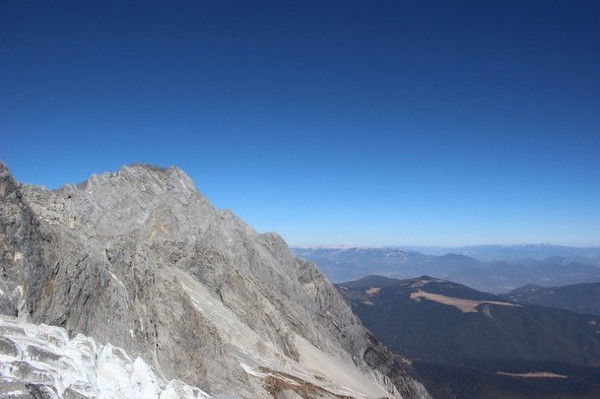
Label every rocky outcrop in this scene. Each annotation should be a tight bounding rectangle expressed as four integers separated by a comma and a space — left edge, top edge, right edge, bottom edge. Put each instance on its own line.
0, 161, 429, 398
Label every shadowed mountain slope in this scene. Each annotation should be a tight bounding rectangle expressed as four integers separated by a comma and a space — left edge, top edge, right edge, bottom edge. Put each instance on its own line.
337, 275, 600, 366
502, 282, 600, 316
337, 275, 600, 399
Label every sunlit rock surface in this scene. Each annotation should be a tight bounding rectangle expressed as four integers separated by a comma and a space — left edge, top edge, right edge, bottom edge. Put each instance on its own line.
0, 162, 429, 398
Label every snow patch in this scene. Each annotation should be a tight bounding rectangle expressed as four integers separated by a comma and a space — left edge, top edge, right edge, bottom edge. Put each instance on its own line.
239, 362, 267, 378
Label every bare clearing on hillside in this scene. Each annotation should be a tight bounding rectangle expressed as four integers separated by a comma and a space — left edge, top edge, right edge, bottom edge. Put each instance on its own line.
410, 291, 521, 313
497, 371, 568, 379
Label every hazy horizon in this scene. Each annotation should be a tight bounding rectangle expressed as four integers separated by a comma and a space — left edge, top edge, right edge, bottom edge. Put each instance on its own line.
2, 1, 599, 248
290, 243, 600, 249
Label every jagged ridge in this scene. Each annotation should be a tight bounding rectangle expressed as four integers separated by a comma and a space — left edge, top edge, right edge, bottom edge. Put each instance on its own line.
0, 162, 429, 399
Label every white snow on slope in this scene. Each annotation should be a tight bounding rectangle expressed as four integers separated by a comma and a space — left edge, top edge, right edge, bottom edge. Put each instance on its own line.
0, 315, 210, 399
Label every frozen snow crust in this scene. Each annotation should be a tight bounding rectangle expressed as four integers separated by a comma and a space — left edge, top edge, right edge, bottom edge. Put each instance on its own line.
0, 314, 210, 398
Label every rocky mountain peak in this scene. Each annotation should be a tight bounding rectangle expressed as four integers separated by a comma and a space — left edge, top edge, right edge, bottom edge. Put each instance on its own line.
72, 163, 198, 201
0, 162, 430, 398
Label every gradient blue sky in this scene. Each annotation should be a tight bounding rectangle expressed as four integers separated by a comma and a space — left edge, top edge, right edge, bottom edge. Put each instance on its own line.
1, 1, 599, 246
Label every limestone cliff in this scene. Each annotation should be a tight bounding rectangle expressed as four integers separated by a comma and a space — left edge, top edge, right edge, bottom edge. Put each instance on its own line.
0, 162, 429, 399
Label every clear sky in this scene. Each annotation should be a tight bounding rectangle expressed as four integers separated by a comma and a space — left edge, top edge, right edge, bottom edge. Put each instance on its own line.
1, 1, 599, 247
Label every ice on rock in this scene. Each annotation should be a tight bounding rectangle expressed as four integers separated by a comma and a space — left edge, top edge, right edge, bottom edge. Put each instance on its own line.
161, 380, 211, 399
130, 357, 162, 398
0, 315, 211, 399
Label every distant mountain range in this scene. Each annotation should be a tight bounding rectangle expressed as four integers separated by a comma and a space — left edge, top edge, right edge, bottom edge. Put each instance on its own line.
292, 247, 600, 293
337, 275, 600, 399
502, 282, 600, 316
406, 244, 600, 264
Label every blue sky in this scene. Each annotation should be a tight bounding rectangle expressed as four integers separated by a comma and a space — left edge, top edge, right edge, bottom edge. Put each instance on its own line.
1, 1, 599, 246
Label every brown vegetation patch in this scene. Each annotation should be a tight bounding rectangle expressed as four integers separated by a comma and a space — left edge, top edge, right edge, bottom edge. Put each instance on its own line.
43, 279, 54, 295
365, 287, 381, 296
260, 367, 354, 399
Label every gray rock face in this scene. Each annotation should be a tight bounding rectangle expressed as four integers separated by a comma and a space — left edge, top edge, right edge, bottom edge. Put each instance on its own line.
0, 162, 429, 399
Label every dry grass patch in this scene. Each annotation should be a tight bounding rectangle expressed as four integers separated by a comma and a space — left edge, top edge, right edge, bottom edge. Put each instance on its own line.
497, 371, 568, 379
410, 290, 521, 313
365, 287, 381, 296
